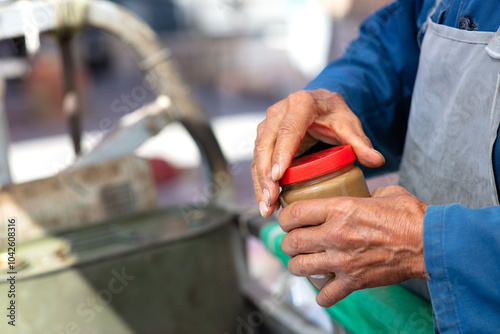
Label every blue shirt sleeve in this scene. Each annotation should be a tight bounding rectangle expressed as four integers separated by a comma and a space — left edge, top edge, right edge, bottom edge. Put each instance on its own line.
305, 0, 432, 176
424, 205, 500, 333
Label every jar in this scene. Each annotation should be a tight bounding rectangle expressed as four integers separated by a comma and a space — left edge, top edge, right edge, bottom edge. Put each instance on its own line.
279, 144, 371, 290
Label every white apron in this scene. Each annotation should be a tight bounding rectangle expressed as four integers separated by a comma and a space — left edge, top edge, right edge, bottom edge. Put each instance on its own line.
399, 19, 500, 208
397, 11, 500, 300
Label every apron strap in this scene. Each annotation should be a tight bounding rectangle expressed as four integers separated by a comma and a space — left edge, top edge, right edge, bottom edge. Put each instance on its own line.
417, 0, 443, 47
427, 0, 442, 20
486, 27, 500, 59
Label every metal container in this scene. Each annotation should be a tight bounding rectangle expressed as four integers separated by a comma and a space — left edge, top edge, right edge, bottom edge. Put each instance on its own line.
0, 207, 245, 334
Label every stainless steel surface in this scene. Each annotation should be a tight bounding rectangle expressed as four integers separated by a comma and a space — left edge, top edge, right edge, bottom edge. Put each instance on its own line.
0, 2, 242, 333
0, 207, 245, 333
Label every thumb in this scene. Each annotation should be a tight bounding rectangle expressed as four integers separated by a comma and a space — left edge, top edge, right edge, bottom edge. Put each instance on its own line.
316, 277, 353, 308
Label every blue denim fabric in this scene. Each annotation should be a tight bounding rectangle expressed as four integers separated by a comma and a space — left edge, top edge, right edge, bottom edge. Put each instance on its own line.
305, 1, 500, 332
424, 205, 500, 333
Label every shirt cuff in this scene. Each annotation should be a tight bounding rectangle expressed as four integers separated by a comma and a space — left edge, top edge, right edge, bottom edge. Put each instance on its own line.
423, 205, 461, 333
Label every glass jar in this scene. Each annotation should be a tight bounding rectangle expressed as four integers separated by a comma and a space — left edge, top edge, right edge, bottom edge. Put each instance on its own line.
279, 144, 370, 290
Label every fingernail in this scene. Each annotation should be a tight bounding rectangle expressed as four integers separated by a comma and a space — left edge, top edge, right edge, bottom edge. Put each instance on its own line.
263, 188, 271, 206
259, 201, 268, 218
372, 149, 385, 165
271, 164, 280, 181
310, 274, 327, 279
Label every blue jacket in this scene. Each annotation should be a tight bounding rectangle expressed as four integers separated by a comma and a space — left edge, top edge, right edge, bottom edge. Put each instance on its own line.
305, 1, 500, 332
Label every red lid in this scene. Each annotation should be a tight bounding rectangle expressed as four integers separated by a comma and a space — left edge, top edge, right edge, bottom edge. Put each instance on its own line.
280, 145, 356, 185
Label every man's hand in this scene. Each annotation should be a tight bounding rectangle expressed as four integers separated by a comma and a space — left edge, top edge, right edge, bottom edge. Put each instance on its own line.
251, 89, 385, 217
278, 185, 427, 307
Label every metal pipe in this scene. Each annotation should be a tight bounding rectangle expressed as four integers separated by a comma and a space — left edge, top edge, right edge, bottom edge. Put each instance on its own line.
59, 35, 83, 155
84, 0, 235, 206
0, 79, 11, 187
73, 96, 173, 168
0, 0, 235, 206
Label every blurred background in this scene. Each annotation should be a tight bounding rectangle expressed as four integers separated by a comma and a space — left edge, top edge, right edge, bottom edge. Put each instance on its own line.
0, 1, 416, 334
3, 0, 391, 198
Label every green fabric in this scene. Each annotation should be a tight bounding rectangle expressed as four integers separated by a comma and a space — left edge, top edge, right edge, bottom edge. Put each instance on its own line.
259, 222, 433, 334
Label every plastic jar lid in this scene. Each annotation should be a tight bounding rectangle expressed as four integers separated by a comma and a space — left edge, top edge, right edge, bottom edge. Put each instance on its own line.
279, 145, 356, 185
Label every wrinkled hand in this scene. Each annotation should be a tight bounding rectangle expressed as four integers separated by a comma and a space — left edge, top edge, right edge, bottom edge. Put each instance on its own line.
279, 185, 427, 307
251, 89, 385, 217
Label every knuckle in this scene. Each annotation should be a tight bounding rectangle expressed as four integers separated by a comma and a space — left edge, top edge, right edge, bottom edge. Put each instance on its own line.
288, 202, 304, 221
333, 231, 349, 249
277, 119, 301, 137
266, 104, 280, 119
293, 256, 308, 276
335, 197, 358, 215
326, 226, 341, 244
391, 185, 409, 195
250, 166, 261, 189
287, 257, 299, 275
371, 186, 391, 197
253, 138, 260, 151
386, 184, 403, 192
297, 257, 308, 275
256, 121, 266, 134
289, 90, 306, 99
372, 185, 406, 197
252, 141, 268, 157
285, 230, 301, 254
250, 159, 256, 171
352, 114, 363, 126
330, 91, 343, 101
318, 253, 332, 270
334, 252, 350, 270
250, 161, 267, 182
289, 90, 314, 106
370, 187, 382, 197
280, 235, 288, 252
326, 91, 346, 109
360, 133, 371, 145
